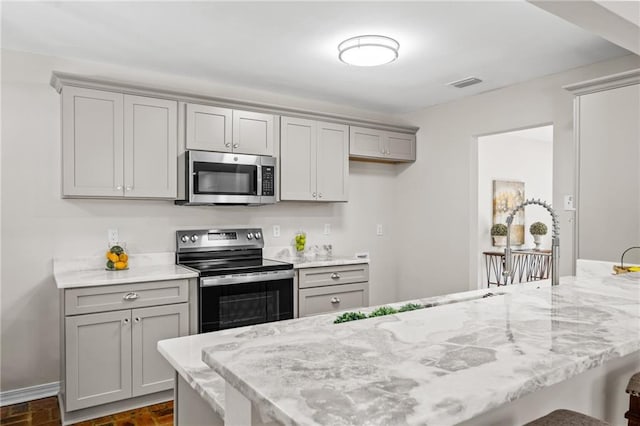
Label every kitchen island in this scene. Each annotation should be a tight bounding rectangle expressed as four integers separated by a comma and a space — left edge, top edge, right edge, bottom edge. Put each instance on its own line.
159, 272, 640, 425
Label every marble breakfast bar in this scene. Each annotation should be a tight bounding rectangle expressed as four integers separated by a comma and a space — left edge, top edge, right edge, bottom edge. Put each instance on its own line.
159, 271, 640, 426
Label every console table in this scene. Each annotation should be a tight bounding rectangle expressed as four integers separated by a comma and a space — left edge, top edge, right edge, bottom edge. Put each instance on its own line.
483, 250, 552, 286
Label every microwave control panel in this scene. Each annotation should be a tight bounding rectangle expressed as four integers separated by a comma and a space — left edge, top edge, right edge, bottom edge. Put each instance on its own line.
262, 166, 275, 196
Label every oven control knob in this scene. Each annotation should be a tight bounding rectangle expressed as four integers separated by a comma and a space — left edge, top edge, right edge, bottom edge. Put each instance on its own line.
255, 232, 262, 240
181, 235, 188, 243
190, 235, 199, 243
247, 232, 254, 240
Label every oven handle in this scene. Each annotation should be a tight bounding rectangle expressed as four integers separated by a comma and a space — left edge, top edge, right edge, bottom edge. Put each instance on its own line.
200, 269, 294, 287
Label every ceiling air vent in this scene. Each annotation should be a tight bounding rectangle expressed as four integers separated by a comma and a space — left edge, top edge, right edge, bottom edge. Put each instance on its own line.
446, 76, 483, 88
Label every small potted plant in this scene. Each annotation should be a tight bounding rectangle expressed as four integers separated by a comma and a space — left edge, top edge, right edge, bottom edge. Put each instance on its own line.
491, 223, 508, 247
529, 222, 547, 251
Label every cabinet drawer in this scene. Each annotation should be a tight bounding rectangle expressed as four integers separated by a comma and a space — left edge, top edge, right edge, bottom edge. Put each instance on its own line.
65, 280, 188, 315
298, 264, 369, 289
299, 283, 369, 318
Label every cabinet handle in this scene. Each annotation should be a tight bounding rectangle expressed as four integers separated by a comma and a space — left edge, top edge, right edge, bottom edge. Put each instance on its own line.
318, 193, 323, 198
225, 143, 231, 147
123, 318, 129, 325
115, 185, 123, 191
123, 292, 139, 301
233, 144, 239, 148
386, 149, 390, 155
134, 317, 141, 323
330, 273, 341, 280
330, 297, 340, 304
125, 185, 133, 191
312, 192, 317, 198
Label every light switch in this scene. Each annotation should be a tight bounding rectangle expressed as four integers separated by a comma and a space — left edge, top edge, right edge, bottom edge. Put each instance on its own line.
376, 224, 383, 236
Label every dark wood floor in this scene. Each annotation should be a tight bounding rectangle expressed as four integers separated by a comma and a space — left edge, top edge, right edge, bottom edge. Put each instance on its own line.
0, 397, 173, 426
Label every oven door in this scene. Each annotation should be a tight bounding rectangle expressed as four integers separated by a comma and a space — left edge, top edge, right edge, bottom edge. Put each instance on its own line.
199, 271, 294, 333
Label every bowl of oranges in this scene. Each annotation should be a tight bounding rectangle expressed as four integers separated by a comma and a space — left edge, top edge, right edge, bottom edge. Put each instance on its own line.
106, 243, 129, 271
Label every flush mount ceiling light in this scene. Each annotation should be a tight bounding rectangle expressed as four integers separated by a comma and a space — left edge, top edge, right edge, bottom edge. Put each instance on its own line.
338, 35, 399, 67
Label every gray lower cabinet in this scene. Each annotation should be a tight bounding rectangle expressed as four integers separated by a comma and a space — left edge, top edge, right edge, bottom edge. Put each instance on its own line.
62, 280, 189, 412
65, 310, 132, 411
297, 264, 369, 317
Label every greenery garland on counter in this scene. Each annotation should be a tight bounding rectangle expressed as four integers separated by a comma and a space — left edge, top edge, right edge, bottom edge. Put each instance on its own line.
334, 303, 425, 324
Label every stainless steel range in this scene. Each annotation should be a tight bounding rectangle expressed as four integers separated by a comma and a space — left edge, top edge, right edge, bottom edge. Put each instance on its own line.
176, 228, 294, 333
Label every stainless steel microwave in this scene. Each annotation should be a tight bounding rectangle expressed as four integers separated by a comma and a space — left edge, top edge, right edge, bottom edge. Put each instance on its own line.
176, 151, 276, 205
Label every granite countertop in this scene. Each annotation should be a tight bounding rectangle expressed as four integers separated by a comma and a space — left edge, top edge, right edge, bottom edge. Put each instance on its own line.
157, 285, 510, 419
199, 273, 640, 426
53, 252, 198, 289
263, 246, 369, 269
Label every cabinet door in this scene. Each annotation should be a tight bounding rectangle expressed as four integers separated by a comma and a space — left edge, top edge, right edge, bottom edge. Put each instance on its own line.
62, 87, 124, 197
385, 132, 416, 161
349, 126, 385, 160
65, 310, 132, 411
280, 117, 317, 201
232, 110, 274, 156
185, 104, 232, 152
124, 95, 178, 198
131, 304, 188, 397
316, 122, 348, 201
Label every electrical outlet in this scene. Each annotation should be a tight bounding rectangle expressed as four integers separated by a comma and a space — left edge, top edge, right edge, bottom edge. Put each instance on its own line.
376, 224, 383, 236
108, 229, 119, 243
273, 225, 281, 238
564, 194, 575, 211
324, 224, 331, 235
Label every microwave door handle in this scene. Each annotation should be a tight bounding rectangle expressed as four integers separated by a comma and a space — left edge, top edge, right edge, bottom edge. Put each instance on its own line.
256, 165, 262, 197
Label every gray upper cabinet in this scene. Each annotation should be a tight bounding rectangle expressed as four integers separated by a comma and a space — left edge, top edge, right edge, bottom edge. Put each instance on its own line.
124, 95, 177, 198
316, 122, 349, 201
61, 87, 178, 199
62, 87, 125, 197
186, 103, 275, 156
349, 126, 416, 162
280, 117, 348, 202
185, 104, 232, 152
280, 117, 316, 201
232, 110, 275, 156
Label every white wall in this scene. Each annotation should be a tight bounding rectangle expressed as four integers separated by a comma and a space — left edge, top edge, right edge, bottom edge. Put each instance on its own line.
394, 54, 640, 301
0, 49, 401, 392
477, 128, 553, 287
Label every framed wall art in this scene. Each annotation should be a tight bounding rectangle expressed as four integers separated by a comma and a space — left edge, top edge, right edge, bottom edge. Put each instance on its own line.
493, 180, 525, 246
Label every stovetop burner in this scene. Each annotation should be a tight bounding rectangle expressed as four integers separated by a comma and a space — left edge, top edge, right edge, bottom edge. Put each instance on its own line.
182, 258, 292, 277
175, 227, 293, 277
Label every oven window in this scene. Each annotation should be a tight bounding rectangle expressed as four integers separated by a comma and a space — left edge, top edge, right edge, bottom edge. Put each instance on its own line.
193, 162, 257, 195
200, 279, 293, 333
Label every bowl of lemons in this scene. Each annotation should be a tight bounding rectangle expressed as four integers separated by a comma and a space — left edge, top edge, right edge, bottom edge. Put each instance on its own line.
106, 243, 129, 271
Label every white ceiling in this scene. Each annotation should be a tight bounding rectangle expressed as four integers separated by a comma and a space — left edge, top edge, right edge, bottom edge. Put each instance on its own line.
1, 1, 631, 114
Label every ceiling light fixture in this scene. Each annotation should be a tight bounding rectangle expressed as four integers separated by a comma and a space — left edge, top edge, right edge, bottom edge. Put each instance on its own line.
338, 35, 399, 67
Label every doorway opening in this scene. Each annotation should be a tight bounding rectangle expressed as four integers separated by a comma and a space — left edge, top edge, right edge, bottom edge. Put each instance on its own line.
475, 125, 553, 288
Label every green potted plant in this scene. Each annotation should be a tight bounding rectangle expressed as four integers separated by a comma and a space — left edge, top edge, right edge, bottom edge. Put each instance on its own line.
529, 222, 547, 251
491, 223, 508, 247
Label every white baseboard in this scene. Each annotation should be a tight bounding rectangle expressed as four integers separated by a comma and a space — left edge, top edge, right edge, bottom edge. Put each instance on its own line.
0, 382, 60, 406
